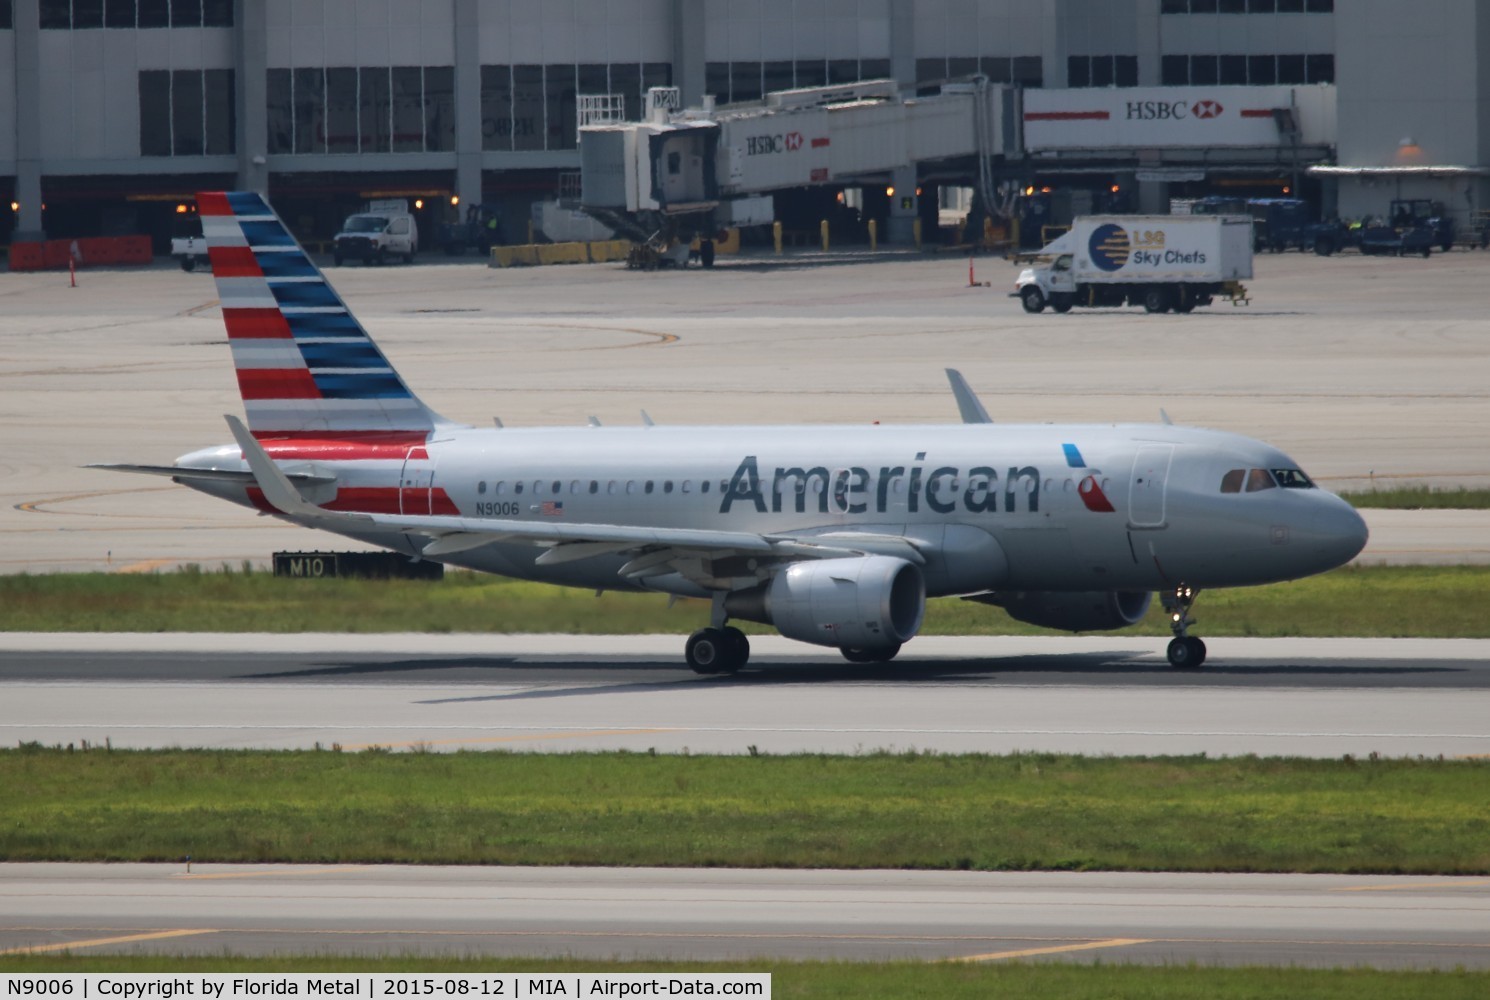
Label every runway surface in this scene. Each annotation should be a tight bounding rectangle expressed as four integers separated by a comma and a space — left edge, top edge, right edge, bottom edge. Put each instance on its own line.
4, 634, 1489, 758
3, 863, 1489, 969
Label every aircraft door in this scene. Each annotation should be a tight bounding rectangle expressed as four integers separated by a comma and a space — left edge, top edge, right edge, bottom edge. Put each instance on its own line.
1128, 445, 1173, 528
399, 449, 437, 516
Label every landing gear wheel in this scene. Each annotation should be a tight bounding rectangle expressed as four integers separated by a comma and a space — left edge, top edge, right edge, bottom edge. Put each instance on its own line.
1161, 585, 1206, 668
686, 627, 746, 675
1166, 636, 1207, 669
1020, 286, 1046, 314
841, 643, 901, 664
720, 626, 749, 672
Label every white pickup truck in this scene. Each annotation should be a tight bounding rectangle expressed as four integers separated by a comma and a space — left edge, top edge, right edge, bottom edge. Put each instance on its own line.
171, 235, 208, 272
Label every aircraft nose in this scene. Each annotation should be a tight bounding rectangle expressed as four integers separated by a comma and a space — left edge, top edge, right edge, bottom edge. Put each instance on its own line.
1313, 496, 1369, 569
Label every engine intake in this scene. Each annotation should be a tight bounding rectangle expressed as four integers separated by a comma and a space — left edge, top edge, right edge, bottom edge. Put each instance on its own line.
982, 590, 1152, 633
726, 556, 925, 650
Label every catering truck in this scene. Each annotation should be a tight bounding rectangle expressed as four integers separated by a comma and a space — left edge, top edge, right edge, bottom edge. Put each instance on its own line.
1013, 215, 1252, 314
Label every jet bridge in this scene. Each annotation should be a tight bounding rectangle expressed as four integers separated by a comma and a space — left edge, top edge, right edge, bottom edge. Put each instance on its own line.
579, 80, 1016, 242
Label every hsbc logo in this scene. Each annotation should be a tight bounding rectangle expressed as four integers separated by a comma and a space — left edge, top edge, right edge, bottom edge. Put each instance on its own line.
1125, 98, 1224, 121
746, 131, 807, 155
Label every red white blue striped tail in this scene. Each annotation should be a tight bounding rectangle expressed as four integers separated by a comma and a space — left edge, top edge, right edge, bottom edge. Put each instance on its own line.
198, 191, 445, 439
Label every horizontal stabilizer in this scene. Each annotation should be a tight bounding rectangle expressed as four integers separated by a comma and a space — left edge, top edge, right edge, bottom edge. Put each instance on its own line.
89, 463, 335, 486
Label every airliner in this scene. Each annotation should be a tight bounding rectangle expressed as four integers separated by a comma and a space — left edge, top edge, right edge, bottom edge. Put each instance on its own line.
101, 191, 1368, 673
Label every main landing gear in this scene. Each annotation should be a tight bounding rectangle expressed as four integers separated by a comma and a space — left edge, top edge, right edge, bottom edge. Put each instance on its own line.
1162, 585, 1207, 668
686, 594, 751, 675
685, 626, 749, 674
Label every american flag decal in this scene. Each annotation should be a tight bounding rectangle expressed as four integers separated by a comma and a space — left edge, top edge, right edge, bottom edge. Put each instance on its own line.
541, 501, 564, 517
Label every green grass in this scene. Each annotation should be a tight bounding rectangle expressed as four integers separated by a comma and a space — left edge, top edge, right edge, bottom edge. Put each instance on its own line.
2, 564, 1488, 637
1343, 486, 1490, 510
3, 748, 1488, 873
1, 956, 1487, 1000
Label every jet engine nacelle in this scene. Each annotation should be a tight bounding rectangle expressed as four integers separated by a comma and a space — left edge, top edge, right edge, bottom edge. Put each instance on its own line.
726, 555, 925, 650
991, 589, 1152, 633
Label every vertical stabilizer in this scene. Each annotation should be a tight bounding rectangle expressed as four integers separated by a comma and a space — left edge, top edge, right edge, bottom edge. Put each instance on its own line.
197, 191, 449, 439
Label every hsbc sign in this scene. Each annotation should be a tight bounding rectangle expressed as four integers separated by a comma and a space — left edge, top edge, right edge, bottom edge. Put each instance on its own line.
747, 130, 806, 155
1023, 85, 1332, 151
1125, 99, 1225, 120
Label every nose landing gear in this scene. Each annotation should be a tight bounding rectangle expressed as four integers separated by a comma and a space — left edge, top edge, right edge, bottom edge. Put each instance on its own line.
1162, 585, 1207, 668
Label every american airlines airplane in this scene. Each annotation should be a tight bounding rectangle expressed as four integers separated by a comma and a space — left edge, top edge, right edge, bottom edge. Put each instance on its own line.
103, 191, 1368, 673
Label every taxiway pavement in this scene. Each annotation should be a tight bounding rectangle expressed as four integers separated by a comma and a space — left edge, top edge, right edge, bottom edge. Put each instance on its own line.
3, 252, 1489, 573
3, 864, 1488, 969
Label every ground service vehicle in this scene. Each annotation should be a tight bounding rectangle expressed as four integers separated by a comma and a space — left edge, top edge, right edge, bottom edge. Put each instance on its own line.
171, 234, 207, 271
1246, 198, 1314, 253
1014, 215, 1253, 315
439, 203, 503, 255
333, 199, 419, 265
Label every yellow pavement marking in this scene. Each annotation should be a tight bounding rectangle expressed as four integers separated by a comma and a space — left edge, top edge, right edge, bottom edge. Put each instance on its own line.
342, 728, 679, 751
175, 866, 371, 881
16, 486, 175, 514
1332, 879, 1490, 892
948, 938, 1152, 962
117, 558, 175, 574
0, 929, 215, 955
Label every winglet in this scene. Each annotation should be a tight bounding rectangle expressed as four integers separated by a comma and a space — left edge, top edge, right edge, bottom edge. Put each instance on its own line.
945, 369, 993, 424
225, 414, 331, 519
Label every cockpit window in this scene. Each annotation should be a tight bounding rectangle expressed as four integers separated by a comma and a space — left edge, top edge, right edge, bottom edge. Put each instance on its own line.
1220, 469, 1244, 494
1270, 468, 1315, 489
1246, 468, 1277, 492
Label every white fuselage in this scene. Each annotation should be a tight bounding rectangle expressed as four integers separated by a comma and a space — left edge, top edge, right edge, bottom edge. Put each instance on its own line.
179, 421, 1367, 598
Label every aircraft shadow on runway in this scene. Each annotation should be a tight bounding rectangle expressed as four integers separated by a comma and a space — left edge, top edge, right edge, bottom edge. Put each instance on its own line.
225, 653, 1470, 705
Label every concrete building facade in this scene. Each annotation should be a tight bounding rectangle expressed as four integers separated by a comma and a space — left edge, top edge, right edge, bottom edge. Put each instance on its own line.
1, 0, 1485, 248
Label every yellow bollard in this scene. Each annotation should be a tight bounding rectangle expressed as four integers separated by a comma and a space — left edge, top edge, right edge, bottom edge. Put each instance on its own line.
868, 218, 878, 251
773, 220, 783, 255
913, 218, 922, 250
820, 219, 830, 252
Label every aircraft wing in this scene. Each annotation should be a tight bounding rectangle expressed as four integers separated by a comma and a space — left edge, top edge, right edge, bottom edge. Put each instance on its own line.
224, 415, 923, 586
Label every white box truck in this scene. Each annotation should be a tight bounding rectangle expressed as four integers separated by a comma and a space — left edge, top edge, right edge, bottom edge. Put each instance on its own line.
1013, 215, 1252, 314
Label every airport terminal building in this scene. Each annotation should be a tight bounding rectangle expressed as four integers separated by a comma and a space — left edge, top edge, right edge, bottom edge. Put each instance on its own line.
2, 0, 1488, 249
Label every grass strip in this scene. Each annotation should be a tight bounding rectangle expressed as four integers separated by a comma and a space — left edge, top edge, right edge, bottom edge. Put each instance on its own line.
2, 565, 1489, 637
2, 955, 1488, 999
3, 749, 1488, 873
1342, 486, 1490, 510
